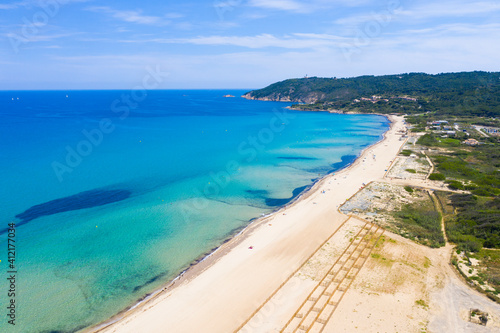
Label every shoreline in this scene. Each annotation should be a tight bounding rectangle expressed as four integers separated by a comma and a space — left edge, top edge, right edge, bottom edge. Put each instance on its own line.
87, 113, 403, 333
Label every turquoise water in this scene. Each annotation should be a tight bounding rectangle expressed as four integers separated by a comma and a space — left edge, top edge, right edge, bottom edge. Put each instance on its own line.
0, 90, 389, 332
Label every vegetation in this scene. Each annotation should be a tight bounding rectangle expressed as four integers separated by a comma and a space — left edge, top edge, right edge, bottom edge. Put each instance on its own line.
417, 134, 464, 148
415, 299, 429, 309
446, 195, 500, 250
412, 127, 500, 197
245, 72, 500, 117
404, 186, 414, 193
435, 191, 456, 215
428, 173, 446, 181
470, 249, 500, 296
414, 125, 500, 253
431, 148, 500, 196
416, 134, 438, 146
392, 196, 445, 248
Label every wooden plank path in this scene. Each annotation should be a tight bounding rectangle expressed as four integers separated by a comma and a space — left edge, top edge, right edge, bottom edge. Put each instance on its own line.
234, 217, 353, 333
280, 221, 384, 333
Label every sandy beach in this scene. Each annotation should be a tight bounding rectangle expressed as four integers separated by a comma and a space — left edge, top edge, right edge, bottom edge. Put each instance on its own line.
91, 115, 409, 333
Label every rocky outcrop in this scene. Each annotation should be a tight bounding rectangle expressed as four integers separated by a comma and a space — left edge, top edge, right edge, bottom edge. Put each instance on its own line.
242, 92, 325, 104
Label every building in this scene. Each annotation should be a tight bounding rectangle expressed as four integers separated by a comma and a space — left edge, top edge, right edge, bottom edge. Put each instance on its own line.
483, 127, 500, 136
464, 138, 479, 146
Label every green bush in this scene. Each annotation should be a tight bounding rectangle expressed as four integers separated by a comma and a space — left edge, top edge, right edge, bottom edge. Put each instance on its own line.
455, 235, 484, 253
417, 134, 438, 146
429, 173, 446, 181
440, 138, 461, 147
404, 186, 414, 193
437, 158, 477, 178
406, 169, 417, 173
447, 180, 464, 190
393, 202, 445, 248
472, 187, 495, 197
446, 195, 500, 249
400, 150, 413, 156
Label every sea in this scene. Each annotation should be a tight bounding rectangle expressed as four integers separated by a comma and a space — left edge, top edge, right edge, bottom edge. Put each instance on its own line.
0, 90, 389, 332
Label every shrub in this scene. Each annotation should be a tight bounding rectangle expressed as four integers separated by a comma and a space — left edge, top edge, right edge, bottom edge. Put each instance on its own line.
393, 202, 445, 248
417, 134, 438, 146
447, 180, 464, 190
472, 187, 495, 197
456, 235, 484, 253
429, 173, 446, 181
404, 186, 414, 193
406, 168, 417, 173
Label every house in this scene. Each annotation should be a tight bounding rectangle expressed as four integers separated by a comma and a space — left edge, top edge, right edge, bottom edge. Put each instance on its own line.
483, 127, 500, 136
431, 120, 449, 126
464, 138, 479, 146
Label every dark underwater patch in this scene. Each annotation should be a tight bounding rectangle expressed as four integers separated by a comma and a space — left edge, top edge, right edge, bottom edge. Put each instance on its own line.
306, 165, 334, 174
8, 189, 132, 232
132, 271, 169, 293
246, 189, 269, 196
305, 155, 358, 175
265, 185, 308, 207
278, 156, 318, 160
329, 155, 357, 173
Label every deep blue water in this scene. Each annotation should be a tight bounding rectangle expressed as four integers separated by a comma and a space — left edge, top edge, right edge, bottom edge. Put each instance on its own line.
0, 90, 389, 332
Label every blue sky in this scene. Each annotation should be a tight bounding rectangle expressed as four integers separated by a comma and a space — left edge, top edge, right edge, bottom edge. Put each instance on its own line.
1, 0, 499, 89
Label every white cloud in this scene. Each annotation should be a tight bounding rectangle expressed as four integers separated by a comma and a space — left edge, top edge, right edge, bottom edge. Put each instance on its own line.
248, 0, 307, 12
293, 33, 347, 41
3, 32, 77, 42
3, 0, 499, 89
117, 33, 350, 50
395, 1, 500, 20
338, 22, 500, 71
5, 23, 499, 90
86, 6, 169, 26
400, 23, 500, 36
247, 0, 371, 13
0, 0, 90, 10
0, 1, 26, 10
335, 0, 500, 26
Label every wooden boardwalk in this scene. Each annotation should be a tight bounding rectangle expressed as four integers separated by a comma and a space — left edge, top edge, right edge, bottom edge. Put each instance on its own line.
280, 221, 384, 333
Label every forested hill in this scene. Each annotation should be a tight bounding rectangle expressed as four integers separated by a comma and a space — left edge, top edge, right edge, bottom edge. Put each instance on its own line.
243, 72, 500, 116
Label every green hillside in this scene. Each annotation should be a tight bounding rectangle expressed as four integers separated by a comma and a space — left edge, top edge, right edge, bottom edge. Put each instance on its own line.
243, 72, 500, 116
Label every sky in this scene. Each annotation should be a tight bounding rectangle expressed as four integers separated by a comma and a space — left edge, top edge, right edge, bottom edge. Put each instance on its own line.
0, 0, 499, 89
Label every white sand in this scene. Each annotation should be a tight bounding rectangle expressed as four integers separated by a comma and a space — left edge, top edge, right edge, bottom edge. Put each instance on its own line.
93, 115, 407, 333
